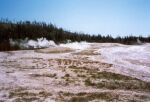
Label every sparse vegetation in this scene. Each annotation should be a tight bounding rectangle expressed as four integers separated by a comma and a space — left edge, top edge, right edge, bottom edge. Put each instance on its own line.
14, 97, 40, 102
60, 91, 148, 102
84, 71, 150, 90
9, 91, 36, 98
77, 74, 86, 78
38, 91, 52, 97
90, 71, 135, 80
8, 88, 52, 101
65, 74, 70, 77
30, 73, 56, 78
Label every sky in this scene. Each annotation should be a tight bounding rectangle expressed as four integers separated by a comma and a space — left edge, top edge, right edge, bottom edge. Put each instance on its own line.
0, 0, 150, 37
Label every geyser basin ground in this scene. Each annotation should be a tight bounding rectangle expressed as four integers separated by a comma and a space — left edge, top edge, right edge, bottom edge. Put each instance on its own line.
0, 43, 150, 102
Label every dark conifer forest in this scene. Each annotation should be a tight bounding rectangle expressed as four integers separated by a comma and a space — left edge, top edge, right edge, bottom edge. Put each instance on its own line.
0, 19, 150, 51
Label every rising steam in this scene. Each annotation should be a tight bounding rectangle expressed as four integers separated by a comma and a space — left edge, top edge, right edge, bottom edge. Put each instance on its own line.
9, 37, 56, 49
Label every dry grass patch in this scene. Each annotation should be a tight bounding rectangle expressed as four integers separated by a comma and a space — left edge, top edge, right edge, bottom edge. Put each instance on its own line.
69, 92, 119, 102
59, 91, 150, 102
30, 73, 57, 78
85, 71, 150, 90
8, 88, 52, 101
59, 92, 126, 102
61, 73, 77, 85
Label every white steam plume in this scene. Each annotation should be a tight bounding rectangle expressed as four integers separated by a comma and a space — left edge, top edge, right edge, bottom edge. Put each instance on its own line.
9, 37, 56, 49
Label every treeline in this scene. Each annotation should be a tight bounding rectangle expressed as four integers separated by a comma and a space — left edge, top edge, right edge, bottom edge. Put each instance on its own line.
0, 19, 150, 51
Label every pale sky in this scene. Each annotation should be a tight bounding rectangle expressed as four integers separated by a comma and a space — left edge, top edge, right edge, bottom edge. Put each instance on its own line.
0, 0, 150, 37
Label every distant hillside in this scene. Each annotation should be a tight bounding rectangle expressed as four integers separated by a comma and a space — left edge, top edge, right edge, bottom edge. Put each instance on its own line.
0, 19, 150, 51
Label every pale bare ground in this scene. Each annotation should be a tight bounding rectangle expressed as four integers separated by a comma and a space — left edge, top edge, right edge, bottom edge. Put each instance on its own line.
0, 44, 150, 102
35, 47, 74, 53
